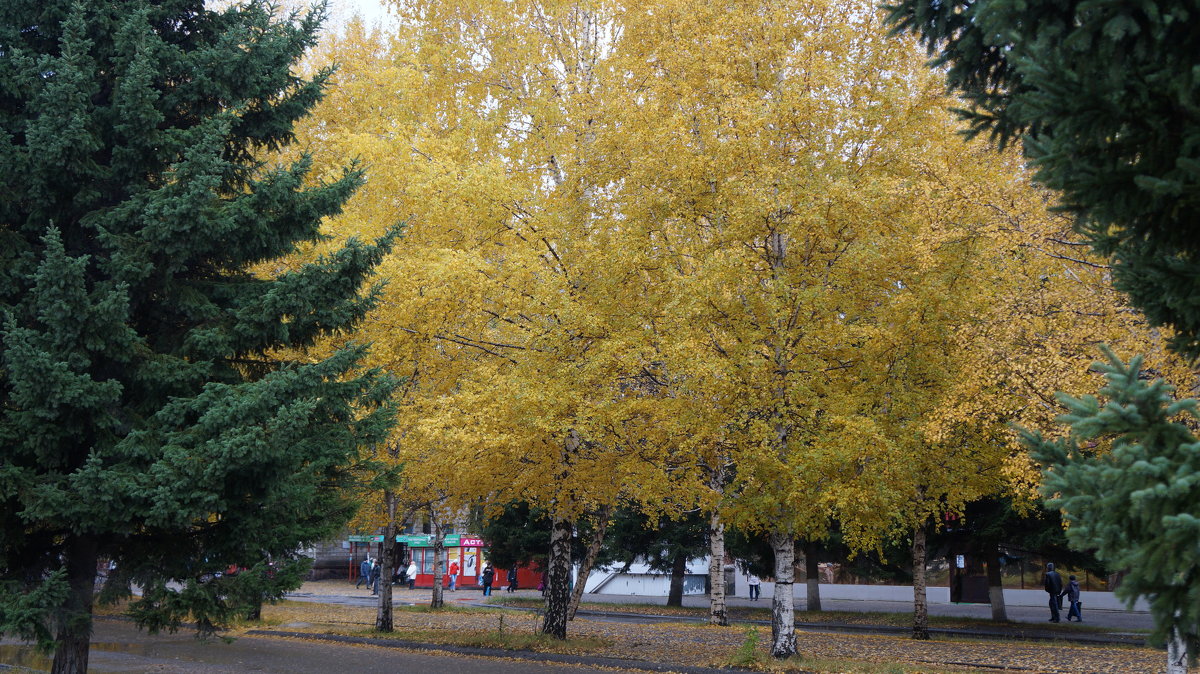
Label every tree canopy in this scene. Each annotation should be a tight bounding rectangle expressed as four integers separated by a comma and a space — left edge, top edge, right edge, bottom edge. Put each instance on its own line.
886, 0, 1200, 357
0, 1, 395, 671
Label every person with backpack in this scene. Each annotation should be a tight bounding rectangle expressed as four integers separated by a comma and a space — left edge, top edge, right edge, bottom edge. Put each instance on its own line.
481, 563, 495, 596
1064, 574, 1083, 622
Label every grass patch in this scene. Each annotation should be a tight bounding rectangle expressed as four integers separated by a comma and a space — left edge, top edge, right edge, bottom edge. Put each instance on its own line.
391, 601, 486, 614
774, 656, 966, 673
486, 596, 715, 618
273, 598, 491, 615
791, 610, 1132, 635
724, 634, 963, 674
355, 626, 611, 654
724, 626, 960, 673
488, 597, 1136, 636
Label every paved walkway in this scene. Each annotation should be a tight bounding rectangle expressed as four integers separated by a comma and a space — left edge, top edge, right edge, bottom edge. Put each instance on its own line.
287, 582, 1154, 639
583, 590, 1154, 632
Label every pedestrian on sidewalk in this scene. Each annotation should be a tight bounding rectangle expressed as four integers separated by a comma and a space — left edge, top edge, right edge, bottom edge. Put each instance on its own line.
448, 560, 459, 591
370, 558, 380, 596
747, 574, 761, 601
482, 563, 495, 596
406, 559, 418, 590
507, 567, 519, 592
1043, 562, 1064, 622
355, 557, 371, 589
1064, 574, 1082, 622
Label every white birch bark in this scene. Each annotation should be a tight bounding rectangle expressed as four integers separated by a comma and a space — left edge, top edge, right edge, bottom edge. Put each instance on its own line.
542, 515, 573, 638
769, 530, 797, 658
708, 511, 728, 626
1167, 628, 1188, 674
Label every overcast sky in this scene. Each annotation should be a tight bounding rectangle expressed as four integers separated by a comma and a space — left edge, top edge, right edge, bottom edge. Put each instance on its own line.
326, 0, 393, 28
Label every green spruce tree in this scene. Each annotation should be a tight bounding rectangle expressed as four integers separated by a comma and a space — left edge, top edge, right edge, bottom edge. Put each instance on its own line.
605, 507, 708, 608
885, 0, 1200, 356
0, 2, 396, 672
887, 3, 1200, 668
1022, 349, 1200, 667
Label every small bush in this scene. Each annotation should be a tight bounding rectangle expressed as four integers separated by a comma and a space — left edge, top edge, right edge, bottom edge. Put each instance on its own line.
728, 626, 765, 667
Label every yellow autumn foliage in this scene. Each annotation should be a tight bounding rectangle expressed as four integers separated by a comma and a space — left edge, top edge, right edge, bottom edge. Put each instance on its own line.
290, 0, 1194, 562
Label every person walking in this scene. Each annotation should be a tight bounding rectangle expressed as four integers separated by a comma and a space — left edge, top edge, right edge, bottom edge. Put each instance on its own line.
406, 559, 418, 590
370, 558, 380, 596
1043, 562, 1064, 622
747, 574, 761, 601
481, 563, 495, 596
507, 566, 519, 592
1064, 574, 1083, 622
355, 557, 372, 590
448, 560, 459, 591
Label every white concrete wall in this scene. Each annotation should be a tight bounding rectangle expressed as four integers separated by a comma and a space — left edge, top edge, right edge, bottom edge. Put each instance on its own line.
582, 559, 1150, 612
584, 559, 711, 595
750, 580, 1150, 611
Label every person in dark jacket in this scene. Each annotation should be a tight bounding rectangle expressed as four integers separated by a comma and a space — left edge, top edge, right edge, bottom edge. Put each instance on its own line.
1064, 574, 1082, 622
1043, 563, 1064, 622
507, 567, 519, 592
356, 557, 372, 590
482, 564, 495, 596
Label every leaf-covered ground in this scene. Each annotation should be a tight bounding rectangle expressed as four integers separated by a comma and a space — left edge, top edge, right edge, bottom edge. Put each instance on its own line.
255, 584, 1165, 673
484, 596, 1126, 636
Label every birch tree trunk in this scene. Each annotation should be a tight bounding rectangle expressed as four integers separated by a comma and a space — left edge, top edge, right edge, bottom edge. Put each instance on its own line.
804, 540, 822, 612
50, 535, 97, 674
542, 515, 573, 638
1167, 628, 1188, 674
375, 490, 396, 631
911, 524, 930, 640
769, 530, 797, 658
430, 507, 445, 609
567, 503, 610, 620
708, 510, 728, 626
985, 544, 1007, 622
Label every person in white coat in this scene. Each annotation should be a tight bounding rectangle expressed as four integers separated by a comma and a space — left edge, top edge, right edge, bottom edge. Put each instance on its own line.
406, 559, 418, 590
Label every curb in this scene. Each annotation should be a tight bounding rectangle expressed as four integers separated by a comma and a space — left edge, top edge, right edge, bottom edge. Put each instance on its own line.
245, 629, 754, 674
